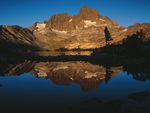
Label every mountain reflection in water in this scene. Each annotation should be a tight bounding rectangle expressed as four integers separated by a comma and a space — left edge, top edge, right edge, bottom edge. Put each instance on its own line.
35, 50, 93, 56
0, 60, 150, 113
0, 61, 123, 91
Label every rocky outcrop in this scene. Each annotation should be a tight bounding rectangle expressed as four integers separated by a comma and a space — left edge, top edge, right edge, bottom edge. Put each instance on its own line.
78, 7, 101, 20
0, 25, 35, 43
47, 13, 73, 31
127, 23, 150, 41
0, 25, 40, 54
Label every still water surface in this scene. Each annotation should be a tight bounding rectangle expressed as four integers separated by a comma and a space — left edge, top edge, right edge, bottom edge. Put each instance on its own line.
0, 60, 150, 113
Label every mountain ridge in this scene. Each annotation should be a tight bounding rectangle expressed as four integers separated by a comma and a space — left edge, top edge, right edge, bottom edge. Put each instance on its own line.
0, 7, 150, 55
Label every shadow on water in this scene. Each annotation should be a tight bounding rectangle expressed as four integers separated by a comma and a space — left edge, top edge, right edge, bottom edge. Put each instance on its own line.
68, 91, 150, 113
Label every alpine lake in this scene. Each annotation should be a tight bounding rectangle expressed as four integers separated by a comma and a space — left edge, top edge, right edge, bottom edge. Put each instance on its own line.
0, 51, 150, 113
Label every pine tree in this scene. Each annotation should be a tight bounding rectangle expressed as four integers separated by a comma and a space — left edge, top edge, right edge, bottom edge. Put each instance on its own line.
104, 26, 112, 46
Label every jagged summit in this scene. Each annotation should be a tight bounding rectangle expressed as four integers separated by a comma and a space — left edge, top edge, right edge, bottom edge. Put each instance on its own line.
45, 7, 120, 32
79, 7, 101, 20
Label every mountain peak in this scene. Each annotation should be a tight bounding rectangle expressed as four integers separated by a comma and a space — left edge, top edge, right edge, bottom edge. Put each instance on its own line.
44, 7, 120, 32
80, 7, 100, 16
79, 7, 101, 20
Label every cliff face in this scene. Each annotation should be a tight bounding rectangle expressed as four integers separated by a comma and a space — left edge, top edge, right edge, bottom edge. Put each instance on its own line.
46, 7, 119, 31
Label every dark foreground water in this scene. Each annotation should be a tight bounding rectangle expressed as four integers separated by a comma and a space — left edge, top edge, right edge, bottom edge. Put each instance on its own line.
0, 60, 150, 113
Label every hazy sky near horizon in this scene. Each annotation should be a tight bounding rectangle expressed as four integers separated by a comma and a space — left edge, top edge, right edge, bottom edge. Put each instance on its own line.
0, 0, 149, 27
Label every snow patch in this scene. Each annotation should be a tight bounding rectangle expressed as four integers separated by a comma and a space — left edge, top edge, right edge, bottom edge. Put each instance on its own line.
36, 23, 46, 31
53, 66, 68, 71
84, 71, 98, 79
98, 24, 108, 27
37, 71, 47, 77
84, 20, 97, 28
76, 26, 79, 30
70, 77, 74, 80
99, 18, 106, 22
122, 28, 128, 32
52, 29, 67, 34
69, 19, 72, 22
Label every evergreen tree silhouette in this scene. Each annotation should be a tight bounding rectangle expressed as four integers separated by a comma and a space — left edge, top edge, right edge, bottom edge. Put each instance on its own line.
104, 26, 112, 46
123, 29, 145, 49
105, 66, 112, 84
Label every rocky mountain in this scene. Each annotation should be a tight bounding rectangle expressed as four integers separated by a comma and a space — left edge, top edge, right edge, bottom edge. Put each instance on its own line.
0, 60, 123, 91
46, 7, 119, 31
0, 7, 150, 55
32, 7, 125, 50
0, 25, 39, 55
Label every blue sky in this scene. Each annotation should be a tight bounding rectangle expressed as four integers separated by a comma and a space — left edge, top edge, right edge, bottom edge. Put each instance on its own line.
0, 0, 149, 27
